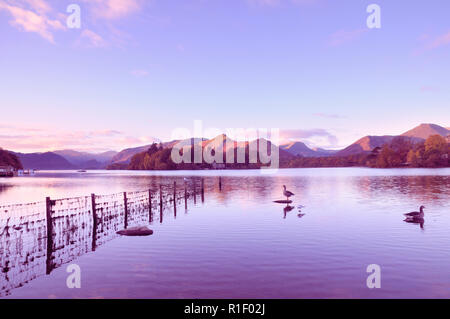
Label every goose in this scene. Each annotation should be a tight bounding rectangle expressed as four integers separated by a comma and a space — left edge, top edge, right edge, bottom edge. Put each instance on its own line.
404, 206, 425, 219
282, 185, 295, 201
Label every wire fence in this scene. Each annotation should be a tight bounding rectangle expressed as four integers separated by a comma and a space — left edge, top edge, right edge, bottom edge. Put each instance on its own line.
0, 178, 209, 297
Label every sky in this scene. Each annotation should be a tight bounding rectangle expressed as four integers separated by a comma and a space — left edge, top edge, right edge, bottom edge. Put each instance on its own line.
0, 0, 449, 153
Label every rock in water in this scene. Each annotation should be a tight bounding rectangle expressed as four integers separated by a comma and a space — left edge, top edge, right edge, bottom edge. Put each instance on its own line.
116, 226, 154, 236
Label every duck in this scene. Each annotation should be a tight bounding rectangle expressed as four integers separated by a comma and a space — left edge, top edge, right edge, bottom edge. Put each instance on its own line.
404, 205, 425, 219
282, 185, 295, 201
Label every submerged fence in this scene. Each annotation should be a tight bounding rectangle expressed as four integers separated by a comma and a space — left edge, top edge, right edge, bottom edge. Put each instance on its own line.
0, 177, 211, 297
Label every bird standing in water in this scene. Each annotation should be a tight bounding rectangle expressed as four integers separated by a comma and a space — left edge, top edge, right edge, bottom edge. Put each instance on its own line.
282, 185, 295, 202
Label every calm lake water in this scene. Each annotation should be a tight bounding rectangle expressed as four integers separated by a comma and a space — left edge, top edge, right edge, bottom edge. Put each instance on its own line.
1, 168, 449, 299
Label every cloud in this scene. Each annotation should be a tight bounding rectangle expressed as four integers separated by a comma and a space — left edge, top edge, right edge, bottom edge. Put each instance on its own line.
130, 69, 149, 77
247, 0, 319, 6
0, 0, 65, 43
80, 0, 142, 20
420, 86, 439, 93
328, 28, 367, 47
0, 124, 155, 152
79, 29, 107, 47
280, 128, 338, 147
313, 113, 345, 119
417, 31, 450, 53
248, 0, 281, 6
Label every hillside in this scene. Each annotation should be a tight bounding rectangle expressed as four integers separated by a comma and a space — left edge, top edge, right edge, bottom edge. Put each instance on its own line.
116, 135, 293, 170
12, 152, 75, 170
281, 141, 337, 157
109, 139, 203, 166
0, 149, 23, 169
54, 150, 117, 169
336, 123, 449, 157
336, 136, 395, 156
401, 123, 450, 139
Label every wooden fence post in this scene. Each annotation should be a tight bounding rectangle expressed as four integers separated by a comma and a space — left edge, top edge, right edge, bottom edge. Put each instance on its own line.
184, 180, 188, 211
159, 184, 163, 223
91, 193, 97, 251
193, 179, 197, 204
173, 181, 177, 217
123, 192, 128, 229
201, 177, 205, 203
149, 189, 152, 223
45, 196, 54, 275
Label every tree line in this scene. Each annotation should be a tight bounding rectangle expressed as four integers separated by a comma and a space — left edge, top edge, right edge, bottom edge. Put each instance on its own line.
287, 135, 449, 168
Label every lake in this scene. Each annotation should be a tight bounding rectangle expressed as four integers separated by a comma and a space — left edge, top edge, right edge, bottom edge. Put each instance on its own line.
1, 168, 449, 298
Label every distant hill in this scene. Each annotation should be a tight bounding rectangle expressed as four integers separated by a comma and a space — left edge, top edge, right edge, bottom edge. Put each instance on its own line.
336, 136, 396, 156
110, 140, 201, 166
401, 123, 450, 139
110, 144, 157, 165
280, 141, 337, 157
0, 149, 22, 169
12, 152, 75, 170
54, 149, 117, 169
336, 123, 449, 156
115, 135, 294, 170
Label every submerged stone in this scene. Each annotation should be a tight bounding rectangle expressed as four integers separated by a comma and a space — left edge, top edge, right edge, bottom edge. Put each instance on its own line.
116, 226, 154, 236
273, 200, 292, 204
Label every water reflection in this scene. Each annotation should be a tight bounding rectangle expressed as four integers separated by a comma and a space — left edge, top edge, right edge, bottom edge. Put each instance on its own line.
0, 169, 449, 299
282, 205, 294, 219
404, 217, 425, 230
0, 181, 202, 297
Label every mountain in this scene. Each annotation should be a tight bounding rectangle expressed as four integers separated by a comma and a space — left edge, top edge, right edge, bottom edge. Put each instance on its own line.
54, 150, 117, 169
401, 123, 450, 139
12, 152, 75, 170
280, 141, 338, 157
116, 134, 294, 170
336, 123, 449, 157
336, 136, 396, 157
110, 144, 156, 165
110, 140, 202, 166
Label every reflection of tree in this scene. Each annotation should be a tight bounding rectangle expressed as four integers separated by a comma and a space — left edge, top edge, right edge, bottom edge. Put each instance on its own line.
355, 175, 450, 204
0, 184, 12, 195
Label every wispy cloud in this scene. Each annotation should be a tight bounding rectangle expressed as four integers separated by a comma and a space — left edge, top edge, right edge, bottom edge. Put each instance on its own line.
247, 0, 320, 6
0, 0, 65, 43
415, 30, 450, 54
420, 85, 439, 93
328, 28, 367, 47
80, 0, 142, 20
130, 69, 149, 77
280, 128, 338, 147
313, 113, 345, 119
0, 124, 157, 152
79, 29, 107, 47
